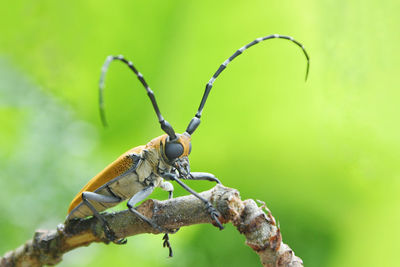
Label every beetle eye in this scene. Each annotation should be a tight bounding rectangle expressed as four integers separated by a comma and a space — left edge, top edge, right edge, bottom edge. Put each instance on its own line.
165, 142, 184, 160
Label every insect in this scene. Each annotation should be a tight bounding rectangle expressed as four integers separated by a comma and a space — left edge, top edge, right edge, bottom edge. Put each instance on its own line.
66, 34, 309, 257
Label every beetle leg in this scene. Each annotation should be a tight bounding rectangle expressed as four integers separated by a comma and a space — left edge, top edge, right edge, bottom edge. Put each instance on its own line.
160, 181, 176, 257
187, 172, 221, 184
160, 180, 174, 199
127, 185, 175, 234
81, 192, 126, 244
163, 173, 224, 230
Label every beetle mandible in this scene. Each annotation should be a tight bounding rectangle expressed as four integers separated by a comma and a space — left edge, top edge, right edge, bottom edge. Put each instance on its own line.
66, 34, 309, 257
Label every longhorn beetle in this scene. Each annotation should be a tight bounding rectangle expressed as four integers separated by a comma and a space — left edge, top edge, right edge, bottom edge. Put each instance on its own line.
66, 34, 309, 257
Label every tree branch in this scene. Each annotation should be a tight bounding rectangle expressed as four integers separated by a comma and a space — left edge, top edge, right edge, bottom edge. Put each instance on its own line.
0, 185, 303, 267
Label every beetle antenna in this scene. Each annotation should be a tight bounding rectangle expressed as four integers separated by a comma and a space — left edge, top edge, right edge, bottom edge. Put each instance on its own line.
186, 34, 310, 135
99, 55, 176, 139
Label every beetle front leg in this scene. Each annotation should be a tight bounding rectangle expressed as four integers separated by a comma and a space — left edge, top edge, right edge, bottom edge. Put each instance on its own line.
159, 181, 175, 257
160, 180, 174, 199
163, 173, 224, 230
81, 191, 126, 244
188, 172, 221, 184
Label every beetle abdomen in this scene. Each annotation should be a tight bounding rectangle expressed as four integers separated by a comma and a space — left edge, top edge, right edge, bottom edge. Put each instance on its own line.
66, 171, 145, 220
67, 146, 145, 216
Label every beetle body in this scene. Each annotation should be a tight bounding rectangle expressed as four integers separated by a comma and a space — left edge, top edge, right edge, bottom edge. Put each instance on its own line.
67, 132, 195, 218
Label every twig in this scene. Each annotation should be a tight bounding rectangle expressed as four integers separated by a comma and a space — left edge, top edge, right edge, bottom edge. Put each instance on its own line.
0, 185, 303, 267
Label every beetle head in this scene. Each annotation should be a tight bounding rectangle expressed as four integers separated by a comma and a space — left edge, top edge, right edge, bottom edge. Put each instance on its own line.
163, 132, 192, 177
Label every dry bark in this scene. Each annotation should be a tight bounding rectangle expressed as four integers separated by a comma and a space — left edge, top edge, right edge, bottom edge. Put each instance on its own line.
0, 185, 303, 267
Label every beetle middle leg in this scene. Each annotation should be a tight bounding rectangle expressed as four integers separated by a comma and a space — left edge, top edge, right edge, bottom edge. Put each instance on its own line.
127, 184, 176, 234
81, 192, 126, 244
163, 173, 224, 230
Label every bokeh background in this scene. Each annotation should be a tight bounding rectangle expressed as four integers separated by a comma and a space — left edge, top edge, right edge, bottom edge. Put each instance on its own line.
1, 1, 399, 266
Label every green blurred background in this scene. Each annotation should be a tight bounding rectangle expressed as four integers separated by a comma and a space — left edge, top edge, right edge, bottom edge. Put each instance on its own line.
0, 1, 399, 266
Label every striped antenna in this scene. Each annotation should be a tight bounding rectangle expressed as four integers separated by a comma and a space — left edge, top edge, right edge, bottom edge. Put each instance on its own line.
99, 55, 176, 139
186, 34, 310, 135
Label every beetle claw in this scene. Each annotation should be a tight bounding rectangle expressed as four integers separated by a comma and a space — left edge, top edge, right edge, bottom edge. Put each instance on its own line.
102, 223, 127, 245
206, 203, 224, 230
162, 234, 173, 257
115, 238, 128, 245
